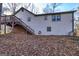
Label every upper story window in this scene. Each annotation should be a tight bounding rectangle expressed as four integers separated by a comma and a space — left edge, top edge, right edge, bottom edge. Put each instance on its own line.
57, 15, 61, 21
28, 17, 31, 22
52, 14, 61, 21
44, 16, 47, 20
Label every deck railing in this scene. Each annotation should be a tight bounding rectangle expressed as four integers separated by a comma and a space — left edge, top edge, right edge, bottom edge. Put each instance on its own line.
0, 16, 11, 23
0, 15, 35, 34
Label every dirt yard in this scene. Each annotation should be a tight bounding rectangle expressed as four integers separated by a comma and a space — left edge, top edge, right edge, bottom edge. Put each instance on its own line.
0, 25, 79, 56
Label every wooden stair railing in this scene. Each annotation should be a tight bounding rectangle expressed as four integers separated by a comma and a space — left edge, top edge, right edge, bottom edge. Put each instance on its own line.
13, 16, 35, 34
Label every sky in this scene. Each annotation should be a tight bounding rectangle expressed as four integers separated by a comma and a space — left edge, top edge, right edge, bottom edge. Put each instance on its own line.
34, 3, 79, 13
56, 3, 79, 11
3, 3, 79, 15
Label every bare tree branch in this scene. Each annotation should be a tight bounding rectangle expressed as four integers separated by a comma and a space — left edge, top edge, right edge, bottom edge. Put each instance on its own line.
43, 3, 62, 13
24, 3, 39, 14
6, 3, 21, 14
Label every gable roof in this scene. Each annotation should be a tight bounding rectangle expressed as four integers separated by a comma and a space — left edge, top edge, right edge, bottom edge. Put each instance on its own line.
14, 7, 76, 16
14, 7, 36, 16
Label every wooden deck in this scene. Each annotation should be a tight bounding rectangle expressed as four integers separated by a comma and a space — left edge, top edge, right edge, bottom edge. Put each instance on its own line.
0, 15, 35, 35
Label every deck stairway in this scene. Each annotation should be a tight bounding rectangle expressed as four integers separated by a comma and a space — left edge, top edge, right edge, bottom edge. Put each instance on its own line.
14, 16, 35, 35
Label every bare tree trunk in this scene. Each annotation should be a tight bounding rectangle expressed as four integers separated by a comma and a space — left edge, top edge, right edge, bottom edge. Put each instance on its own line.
52, 3, 56, 13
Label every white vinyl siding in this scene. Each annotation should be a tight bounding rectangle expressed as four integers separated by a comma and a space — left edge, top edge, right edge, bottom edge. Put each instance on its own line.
15, 9, 73, 35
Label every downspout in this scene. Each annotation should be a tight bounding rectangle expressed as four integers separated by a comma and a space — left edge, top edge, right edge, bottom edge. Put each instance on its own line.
0, 3, 2, 15
0, 3, 2, 34
72, 12, 74, 36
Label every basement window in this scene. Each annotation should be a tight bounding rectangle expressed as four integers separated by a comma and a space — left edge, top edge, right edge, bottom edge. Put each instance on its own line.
28, 17, 31, 22
47, 27, 51, 32
38, 31, 42, 34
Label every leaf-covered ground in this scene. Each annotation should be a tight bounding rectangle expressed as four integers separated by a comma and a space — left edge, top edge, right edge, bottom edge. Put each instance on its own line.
0, 33, 79, 56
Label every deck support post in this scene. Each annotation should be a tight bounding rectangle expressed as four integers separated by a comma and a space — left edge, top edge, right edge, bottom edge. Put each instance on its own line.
12, 16, 15, 33
26, 30, 28, 40
0, 16, 1, 34
4, 15, 6, 35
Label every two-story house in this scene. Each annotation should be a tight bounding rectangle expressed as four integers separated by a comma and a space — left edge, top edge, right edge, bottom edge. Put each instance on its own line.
14, 7, 76, 35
